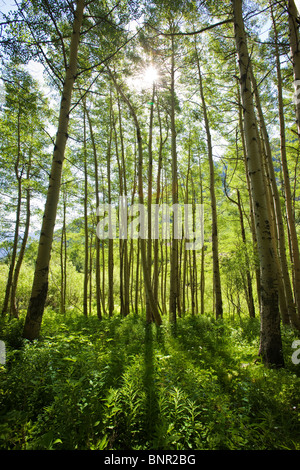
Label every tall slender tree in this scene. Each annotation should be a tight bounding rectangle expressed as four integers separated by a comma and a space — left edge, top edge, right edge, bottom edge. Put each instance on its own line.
23, 0, 85, 340
82, 101, 89, 317
278, 0, 300, 321
195, 41, 223, 319
169, 27, 180, 323
233, 0, 284, 367
250, 58, 299, 328
0, 67, 45, 317
107, 67, 162, 326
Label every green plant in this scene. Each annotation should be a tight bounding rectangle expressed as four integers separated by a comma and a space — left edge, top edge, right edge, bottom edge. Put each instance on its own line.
1, 313, 300, 450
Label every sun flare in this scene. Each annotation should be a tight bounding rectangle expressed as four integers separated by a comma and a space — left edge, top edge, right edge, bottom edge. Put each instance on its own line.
127, 65, 159, 91
143, 65, 159, 85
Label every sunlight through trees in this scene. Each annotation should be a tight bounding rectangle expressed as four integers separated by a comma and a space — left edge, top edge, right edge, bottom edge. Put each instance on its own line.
1, 0, 300, 451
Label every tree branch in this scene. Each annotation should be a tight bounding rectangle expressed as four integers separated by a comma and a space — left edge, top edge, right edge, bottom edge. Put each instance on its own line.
145, 18, 234, 37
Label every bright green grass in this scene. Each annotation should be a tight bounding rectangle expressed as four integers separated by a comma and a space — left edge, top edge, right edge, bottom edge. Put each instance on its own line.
1, 311, 300, 450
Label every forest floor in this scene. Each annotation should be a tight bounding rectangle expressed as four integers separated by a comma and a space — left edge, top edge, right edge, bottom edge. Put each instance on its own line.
1, 311, 300, 450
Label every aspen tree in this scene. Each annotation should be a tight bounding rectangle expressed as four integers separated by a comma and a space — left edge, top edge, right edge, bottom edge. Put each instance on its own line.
195, 43, 223, 319
107, 90, 114, 317
146, 83, 155, 323
117, 96, 130, 318
280, 0, 300, 320
83, 102, 89, 317
86, 105, 102, 320
233, 0, 284, 367
59, 182, 67, 315
112, 104, 127, 317
1, 69, 42, 318
199, 158, 205, 316
23, 0, 85, 340
236, 189, 255, 318
10, 150, 31, 318
288, 0, 300, 137
1, 108, 22, 317
108, 68, 162, 326
237, 80, 261, 310
224, 160, 256, 319
250, 61, 299, 328
182, 142, 191, 315
169, 30, 180, 323
153, 98, 168, 306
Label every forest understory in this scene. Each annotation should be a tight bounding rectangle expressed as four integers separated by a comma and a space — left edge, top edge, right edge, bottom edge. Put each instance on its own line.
2, 0, 300, 453
1, 311, 300, 450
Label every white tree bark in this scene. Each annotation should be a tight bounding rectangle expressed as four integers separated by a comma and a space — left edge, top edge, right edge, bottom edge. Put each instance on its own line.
23, 0, 85, 340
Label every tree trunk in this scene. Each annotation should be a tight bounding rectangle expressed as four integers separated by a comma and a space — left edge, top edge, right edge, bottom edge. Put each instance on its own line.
282, 0, 300, 320
136, 118, 162, 325
117, 97, 130, 317
86, 105, 102, 320
237, 80, 261, 311
195, 44, 223, 319
89, 229, 93, 315
135, 239, 140, 314
83, 102, 89, 317
23, 0, 85, 340
10, 163, 31, 318
113, 108, 126, 317
190, 187, 197, 316
260, 132, 290, 325
199, 158, 205, 316
10, 132, 32, 318
60, 185, 67, 315
2, 108, 22, 317
146, 84, 155, 323
169, 32, 180, 323
233, 0, 284, 368
107, 91, 114, 317
153, 99, 168, 312
288, 0, 300, 139
250, 59, 299, 328
182, 185, 188, 315
108, 68, 162, 326
224, 168, 256, 319
237, 190, 255, 318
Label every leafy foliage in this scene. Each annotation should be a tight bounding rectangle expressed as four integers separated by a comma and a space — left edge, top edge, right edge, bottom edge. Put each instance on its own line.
1, 0, 300, 452
1, 313, 300, 450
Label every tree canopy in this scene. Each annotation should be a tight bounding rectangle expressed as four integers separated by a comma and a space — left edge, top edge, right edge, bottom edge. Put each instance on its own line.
1, 0, 300, 452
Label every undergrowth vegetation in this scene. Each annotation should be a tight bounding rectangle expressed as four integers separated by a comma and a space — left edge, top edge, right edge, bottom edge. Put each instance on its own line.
1, 311, 300, 450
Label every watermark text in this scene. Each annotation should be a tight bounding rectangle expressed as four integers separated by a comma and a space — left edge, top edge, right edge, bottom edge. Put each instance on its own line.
96, 197, 204, 251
